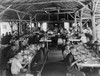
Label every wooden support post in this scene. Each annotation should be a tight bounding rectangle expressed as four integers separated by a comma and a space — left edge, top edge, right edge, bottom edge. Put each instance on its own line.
17, 12, 22, 35
92, 12, 96, 41
35, 14, 37, 27
0, 14, 3, 45
0, 23, 1, 48
35, 14, 37, 22
91, 1, 97, 41
74, 12, 77, 24
93, 0, 99, 41
74, 12, 77, 32
48, 14, 50, 21
17, 16, 20, 35
57, 14, 59, 21
30, 16, 32, 32
80, 10, 83, 33
67, 13, 68, 20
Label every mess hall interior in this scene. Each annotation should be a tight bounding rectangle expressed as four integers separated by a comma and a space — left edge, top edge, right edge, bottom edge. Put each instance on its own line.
1, 0, 100, 76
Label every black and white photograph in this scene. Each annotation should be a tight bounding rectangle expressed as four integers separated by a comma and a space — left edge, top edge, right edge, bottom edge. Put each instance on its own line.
0, 0, 100, 76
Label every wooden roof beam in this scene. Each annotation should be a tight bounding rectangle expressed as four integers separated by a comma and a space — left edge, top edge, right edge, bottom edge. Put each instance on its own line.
75, 1, 92, 12
36, 11, 74, 14
31, 14, 37, 20
0, 5, 31, 16
0, 4, 12, 15
0, 1, 67, 5
68, 13, 75, 19
28, 9, 74, 13
16, 5, 23, 9
1, 0, 86, 5
82, 17, 91, 19
26, 4, 34, 10
82, 19, 90, 26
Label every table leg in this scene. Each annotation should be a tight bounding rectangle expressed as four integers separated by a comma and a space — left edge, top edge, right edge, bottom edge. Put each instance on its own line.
77, 66, 84, 71
98, 69, 100, 75
90, 67, 94, 72
28, 62, 31, 73
37, 71, 41, 76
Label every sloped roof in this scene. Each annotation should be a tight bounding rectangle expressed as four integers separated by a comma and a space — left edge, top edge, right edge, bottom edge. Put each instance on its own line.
0, 0, 91, 21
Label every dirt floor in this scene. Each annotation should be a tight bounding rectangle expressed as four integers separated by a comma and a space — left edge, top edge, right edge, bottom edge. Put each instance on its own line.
41, 49, 100, 76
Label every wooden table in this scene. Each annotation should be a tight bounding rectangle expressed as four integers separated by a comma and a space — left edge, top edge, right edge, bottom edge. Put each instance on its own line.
77, 62, 100, 67
39, 39, 52, 43
39, 39, 52, 49
77, 61, 100, 75
68, 39, 80, 42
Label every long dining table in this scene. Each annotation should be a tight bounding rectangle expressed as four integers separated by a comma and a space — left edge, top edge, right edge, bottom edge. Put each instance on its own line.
76, 59, 100, 75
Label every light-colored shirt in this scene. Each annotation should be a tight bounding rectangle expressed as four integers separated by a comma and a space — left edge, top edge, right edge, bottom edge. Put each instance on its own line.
81, 35, 88, 43
10, 58, 23, 75
82, 29, 88, 34
96, 25, 100, 41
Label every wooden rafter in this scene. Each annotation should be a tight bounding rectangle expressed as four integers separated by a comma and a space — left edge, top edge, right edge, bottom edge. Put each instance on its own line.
0, 5, 31, 15
28, 8, 74, 13
0, 13, 5, 19
0, 4, 12, 15
45, 11, 50, 14
26, 4, 34, 10
68, 13, 75, 19
32, 14, 37, 20
50, 11, 74, 14
0, 1, 78, 5
82, 17, 92, 19
76, 1, 92, 13
0, 0, 91, 5
15, 5, 23, 9
76, 1, 86, 7
22, 13, 27, 19
0, 19, 30, 22
76, 0, 92, 12
16, 12, 21, 20
0, 0, 91, 17
82, 19, 89, 26
67, 5, 75, 12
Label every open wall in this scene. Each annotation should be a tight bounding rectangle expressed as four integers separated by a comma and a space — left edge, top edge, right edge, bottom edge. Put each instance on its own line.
0, 22, 12, 36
